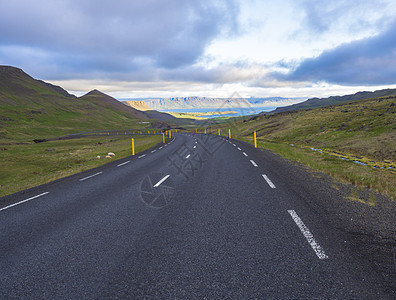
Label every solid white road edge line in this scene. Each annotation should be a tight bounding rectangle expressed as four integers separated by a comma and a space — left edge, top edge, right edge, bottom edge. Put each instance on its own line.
287, 210, 329, 260
262, 174, 276, 188
153, 175, 170, 187
117, 161, 131, 167
250, 160, 258, 167
0, 192, 49, 212
243, 152, 248, 157
79, 172, 103, 181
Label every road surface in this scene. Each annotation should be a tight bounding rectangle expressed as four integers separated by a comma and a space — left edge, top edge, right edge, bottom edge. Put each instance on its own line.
0, 132, 392, 298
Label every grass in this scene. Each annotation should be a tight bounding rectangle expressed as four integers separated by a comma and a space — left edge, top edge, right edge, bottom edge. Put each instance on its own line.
255, 141, 395, 201
0, 134, 163, 197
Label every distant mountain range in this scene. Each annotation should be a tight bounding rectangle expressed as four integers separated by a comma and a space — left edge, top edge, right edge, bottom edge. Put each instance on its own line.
270, 88, 396, 114
122, 96, 305, 110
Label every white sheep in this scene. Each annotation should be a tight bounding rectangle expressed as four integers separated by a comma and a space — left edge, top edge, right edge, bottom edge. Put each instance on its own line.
96, 155, 101, 159
108, 152, 115, 157
105, 155, 111, 159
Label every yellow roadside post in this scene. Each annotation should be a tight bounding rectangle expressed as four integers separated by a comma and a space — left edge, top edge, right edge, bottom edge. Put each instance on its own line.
254, 131, 257, 148
228, 129, 231, 139
218, 129, 220, 136
205, 128, 206, 134
195, 128, 197, 133
162, 133, 165, 143
169, 131, 171, 139
132, 138, 135, 156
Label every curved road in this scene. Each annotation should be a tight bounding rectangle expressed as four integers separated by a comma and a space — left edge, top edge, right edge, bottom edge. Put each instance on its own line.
0, 133, 391, 298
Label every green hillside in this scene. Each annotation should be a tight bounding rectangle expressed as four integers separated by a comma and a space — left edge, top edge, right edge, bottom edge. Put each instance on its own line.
0, 66, 153, 143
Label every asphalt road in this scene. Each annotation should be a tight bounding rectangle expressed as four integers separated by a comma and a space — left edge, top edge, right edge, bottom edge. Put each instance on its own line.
0, 132, 393, 298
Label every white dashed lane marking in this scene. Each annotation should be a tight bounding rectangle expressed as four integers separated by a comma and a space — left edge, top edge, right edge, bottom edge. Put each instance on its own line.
262, 174, 276, 188
153, 175, 170, 187
288, 210, 329, 260
79, 172, 103, 181
250, 160, 258, 167
0, 192, 49, 212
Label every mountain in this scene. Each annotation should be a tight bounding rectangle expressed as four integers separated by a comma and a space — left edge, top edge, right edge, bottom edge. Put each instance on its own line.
270, 88, 396, 114
80, 89, 148, 120
0, 66, 157, 142
124, 100, 152, 111
124, 96, 303, 110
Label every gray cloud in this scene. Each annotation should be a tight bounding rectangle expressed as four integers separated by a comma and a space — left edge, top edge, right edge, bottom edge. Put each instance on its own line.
299, 0, 391, 34
280, 19, 396, 85
0, 0, 239, 78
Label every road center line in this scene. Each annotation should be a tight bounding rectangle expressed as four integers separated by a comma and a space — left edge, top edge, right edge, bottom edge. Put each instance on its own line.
79, 172, 103, 181
138, 154, 146, 158
0, 192, 49, 212
117, 161, 130, 167
262, 174, 276, 188
186, 154, 191, 159
233, 143, 236, 146
243, 152, 248, 157
287, 210, 329, 260
193, 145, 196, 149
237, 147, 241, 150
250, 160, 258, 167
153, 175, 170, 187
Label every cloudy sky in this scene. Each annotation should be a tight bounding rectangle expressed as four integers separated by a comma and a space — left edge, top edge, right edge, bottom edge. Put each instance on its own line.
1, 0, 396, 99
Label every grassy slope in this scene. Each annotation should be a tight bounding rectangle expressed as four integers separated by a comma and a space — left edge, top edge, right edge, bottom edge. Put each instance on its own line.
0, 134, 163, 197
209, 95, 396, 200
0, 67, 152, 143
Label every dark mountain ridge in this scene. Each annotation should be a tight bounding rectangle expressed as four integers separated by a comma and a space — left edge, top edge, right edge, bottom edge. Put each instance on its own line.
270, 88, 396, 114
